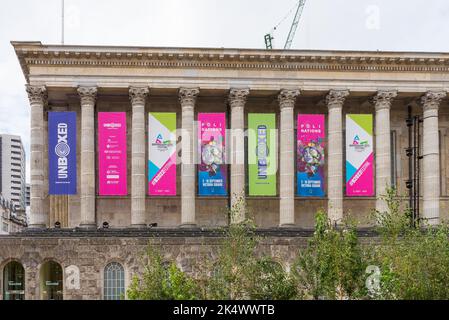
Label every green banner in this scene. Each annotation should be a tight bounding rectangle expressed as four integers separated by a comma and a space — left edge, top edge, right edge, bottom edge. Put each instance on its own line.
248, 113, 277, 196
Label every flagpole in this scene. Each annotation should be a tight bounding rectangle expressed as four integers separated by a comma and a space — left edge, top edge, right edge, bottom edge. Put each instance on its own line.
61, 0, 65, 44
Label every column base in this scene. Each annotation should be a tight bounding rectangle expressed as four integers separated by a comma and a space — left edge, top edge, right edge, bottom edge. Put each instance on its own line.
179, 223, 197, 229
279, 223, 296, 228
78, 223, 97, 230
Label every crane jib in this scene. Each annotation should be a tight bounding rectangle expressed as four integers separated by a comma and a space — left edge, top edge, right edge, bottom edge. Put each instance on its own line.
264, 0, 307, 50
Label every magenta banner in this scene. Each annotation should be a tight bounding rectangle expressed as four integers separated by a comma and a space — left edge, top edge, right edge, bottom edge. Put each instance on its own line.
98, 112, 127, 195
345, 114, 374, 196
148, 112, 177, 196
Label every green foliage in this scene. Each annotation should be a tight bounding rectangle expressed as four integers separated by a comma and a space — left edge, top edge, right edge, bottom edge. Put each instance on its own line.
126, 245, 166, 300
206, 194, 259, 299
162, 263, 201, 300
127, 245, 201, 300
369, 187, 449, 299
127, 188, 449, 300
293, 210, 367, 300
247, 257, 297, 300
372, 187, 410, 240
372, 224, 449, 299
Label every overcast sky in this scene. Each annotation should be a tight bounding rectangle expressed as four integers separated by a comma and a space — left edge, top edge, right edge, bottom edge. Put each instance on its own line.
1, 0, 449, 182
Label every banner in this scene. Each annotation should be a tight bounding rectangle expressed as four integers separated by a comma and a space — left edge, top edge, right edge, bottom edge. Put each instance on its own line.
198, 113, 227, 196
98, 112, 127, 195
148, 112, 177, 195
248, 113, 277, 196
48, 112, 77, 195
297, 114, 326, 197
345, 114, 374, 196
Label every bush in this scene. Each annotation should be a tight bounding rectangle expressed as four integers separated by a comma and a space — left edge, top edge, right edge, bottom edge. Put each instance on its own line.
247, 257, 297, 300
127, 188, 449, 300
127, 245, 201, 300
127, 245, 167, 300
205, 195, 259, 299
293, 210, 367, 300
368, 187, 449, 299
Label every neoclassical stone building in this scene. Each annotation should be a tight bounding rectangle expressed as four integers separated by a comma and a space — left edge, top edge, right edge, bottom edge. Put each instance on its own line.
1, 41, 449, 299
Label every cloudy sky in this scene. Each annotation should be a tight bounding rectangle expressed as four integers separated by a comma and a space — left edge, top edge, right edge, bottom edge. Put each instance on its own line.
1, 0, 449, 181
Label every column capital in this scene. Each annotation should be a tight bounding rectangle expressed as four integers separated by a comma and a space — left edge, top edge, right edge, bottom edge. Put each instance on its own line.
420, 91, 446, 112
278, 89, 300, 109
129, 86, 149, 105
228, 88, 250, 108
26, 85, 47, 105
179, 87, 200, 106
372, 90, 397, 111
326, 89, 349, 110
77, 86, 97, 105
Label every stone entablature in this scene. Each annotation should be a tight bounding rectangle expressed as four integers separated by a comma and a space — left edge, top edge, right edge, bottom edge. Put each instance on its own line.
13, 42, 449, 73
12, 42, 449, 93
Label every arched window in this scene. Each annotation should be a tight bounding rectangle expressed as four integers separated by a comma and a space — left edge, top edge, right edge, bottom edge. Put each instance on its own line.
104, 262, 125, 300
3, 261, 25, 300
40, 261, 63, 300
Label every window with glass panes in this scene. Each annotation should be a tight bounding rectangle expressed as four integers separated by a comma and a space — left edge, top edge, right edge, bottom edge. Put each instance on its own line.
104, 262, 125, 300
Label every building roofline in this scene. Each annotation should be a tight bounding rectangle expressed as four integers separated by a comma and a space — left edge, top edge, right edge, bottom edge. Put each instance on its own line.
11, 41, 449, 84
11, 40, 449, 56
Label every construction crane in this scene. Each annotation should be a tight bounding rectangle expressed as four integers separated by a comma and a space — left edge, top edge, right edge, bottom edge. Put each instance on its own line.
264, 0, 307, 50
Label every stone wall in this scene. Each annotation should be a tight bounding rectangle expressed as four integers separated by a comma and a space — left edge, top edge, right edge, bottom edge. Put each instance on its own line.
0, 230, 320, 300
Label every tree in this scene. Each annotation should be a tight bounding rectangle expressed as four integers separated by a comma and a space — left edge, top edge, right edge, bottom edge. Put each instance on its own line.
127, 245, 201, 300
293, 210, 367, 300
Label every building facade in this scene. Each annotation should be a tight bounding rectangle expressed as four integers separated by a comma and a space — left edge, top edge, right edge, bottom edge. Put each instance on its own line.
0, 134, 27, 211
1, 41, 449, 299
25, 184, 30, 208
0, 194, 27, 235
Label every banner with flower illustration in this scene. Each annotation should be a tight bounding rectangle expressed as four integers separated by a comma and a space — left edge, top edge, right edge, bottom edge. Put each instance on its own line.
297, 114, 325, 197
345, 114, 374, 196
148, 112, 177, 196
198, 113, 227, 196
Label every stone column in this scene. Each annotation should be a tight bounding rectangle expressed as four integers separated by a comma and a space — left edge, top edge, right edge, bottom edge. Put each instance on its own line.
229, 88, 250, 223
43, 110, 49, 226
48, 106, 68, 227
179, 88, 199, 227
279, 89, 300, 227
421, 91, 446, 225
77, 86, 97, 229
129, 87, 149, 228
26, 85, 48, 228
326, 89, 349, 224
373, 90, 397, 213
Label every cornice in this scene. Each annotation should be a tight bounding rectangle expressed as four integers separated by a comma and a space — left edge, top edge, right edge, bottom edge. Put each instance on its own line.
12, 42, 449, 83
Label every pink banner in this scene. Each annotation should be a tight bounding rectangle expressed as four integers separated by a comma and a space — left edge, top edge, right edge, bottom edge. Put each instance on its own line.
148, 112, 177, 196
98, 112, 127, 195
345, 114, 374, 196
